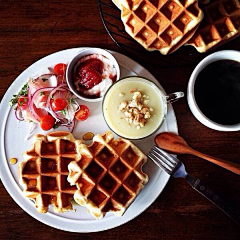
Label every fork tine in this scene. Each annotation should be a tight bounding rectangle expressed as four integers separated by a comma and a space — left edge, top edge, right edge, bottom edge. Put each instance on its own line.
153, 146, 178, 165
148, 152, 172, 175
152, 148, 175, 168
147, 153, 163, 169
148, 154, 172, 175
151, 150, 175, 172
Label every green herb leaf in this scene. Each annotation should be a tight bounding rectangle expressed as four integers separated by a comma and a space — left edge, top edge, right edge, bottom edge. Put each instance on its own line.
68, 98, 74, 103
53, 122, 59, 129
61, 109, 66, 115
40, 92, 45, 96
9, 82, 28, 107
9, 98, 18, 106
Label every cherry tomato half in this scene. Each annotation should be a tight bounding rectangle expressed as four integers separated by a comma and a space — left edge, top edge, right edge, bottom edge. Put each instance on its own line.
54, 63, 67, 76
51, 98, 68, 111
40, 115, 55, 131
75, 105, 90, 121
18, 97, 28, 107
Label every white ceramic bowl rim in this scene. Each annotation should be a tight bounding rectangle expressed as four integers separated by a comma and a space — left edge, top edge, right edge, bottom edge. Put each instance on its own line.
187, 50, 240, 131
66, 48, 121, 102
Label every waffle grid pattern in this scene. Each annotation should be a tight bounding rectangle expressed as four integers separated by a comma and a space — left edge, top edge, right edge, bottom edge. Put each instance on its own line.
187, 0, 240, 52
119, 0, 203, 54
68, 132, 148, 219
19, 132, 79, 213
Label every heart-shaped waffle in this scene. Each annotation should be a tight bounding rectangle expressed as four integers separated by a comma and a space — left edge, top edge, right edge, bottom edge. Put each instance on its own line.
68, 131, 148, 219
19, 131, 81, 213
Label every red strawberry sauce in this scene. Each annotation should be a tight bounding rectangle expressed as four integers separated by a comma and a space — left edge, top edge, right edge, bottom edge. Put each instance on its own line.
74, 58, 104, 90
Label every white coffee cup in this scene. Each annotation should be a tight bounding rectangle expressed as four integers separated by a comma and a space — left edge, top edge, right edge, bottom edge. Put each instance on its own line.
187, 50, 240, 132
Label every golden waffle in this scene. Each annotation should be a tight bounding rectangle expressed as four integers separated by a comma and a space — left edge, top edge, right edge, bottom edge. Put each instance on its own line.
68, 131, 148, 219
113, 0, 203, 54
187, 0, 240, 52
19, 131, 81, 213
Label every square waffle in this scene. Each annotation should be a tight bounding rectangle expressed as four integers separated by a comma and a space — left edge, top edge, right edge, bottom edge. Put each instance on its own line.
19, 131, 81, 213
187, 0, 240, 52
68, 131, 148, 219
113, 0, 203, 54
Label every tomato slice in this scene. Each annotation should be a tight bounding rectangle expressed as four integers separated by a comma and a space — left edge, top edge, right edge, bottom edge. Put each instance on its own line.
75, 105, 90, 121
51, 98, 68, 111
54, 63, 67, 76
18, 97, 28, 107
33, 104, 48, 119
40, 115, 55, 131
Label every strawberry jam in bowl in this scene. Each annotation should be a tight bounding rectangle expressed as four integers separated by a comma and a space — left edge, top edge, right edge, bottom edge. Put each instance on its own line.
66, 48, 120, 102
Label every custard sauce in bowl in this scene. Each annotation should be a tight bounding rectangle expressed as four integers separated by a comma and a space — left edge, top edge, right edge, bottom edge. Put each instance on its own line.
103, 77, 166, 140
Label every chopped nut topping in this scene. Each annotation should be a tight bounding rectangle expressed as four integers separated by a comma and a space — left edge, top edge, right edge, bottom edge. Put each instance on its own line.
144, 112, 151, 119
130, 88, 137, 94
124, 111, 132, 118
141, 107, 149, 114
144, 99, 150, 105
119, 101, 127, 111
118, 90, 153, 129
119, 92, 125, 97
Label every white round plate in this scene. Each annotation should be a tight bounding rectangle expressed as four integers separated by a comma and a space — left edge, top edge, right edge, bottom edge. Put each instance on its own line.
0, 48, 178, 232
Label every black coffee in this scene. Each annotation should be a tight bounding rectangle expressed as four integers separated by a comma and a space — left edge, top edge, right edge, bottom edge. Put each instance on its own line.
194, 60, 240, 125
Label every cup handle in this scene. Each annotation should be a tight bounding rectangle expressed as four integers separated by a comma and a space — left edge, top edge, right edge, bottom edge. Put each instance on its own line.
166, 92, 184, 104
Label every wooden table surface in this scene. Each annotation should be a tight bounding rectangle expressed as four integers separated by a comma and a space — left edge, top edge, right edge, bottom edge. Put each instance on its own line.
0, 1, 239, 239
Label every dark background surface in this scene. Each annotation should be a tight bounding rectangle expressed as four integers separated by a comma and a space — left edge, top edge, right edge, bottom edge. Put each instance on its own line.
0, 1, 240, 239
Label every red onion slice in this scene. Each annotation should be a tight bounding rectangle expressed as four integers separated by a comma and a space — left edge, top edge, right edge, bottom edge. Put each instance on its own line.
61, 119, 75, 132
27, 88, 39, 122
46, 85, 69, 123
25, 79, 77, 132
15, 107, 24, 121
28, 87, 53, 121
57, 75, 67, 85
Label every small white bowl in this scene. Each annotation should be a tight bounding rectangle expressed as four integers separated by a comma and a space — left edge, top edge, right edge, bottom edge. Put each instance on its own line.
187, 50, 240, 131
66, 48, 120, 102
